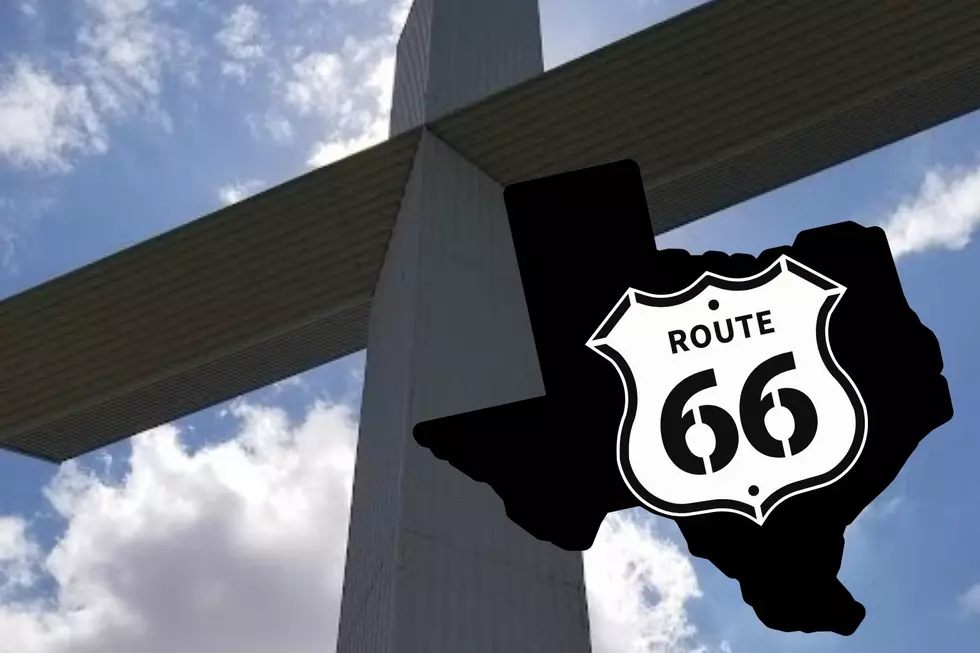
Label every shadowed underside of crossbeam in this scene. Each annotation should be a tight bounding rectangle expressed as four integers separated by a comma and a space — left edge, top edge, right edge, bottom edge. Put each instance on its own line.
2, 0, 980, 462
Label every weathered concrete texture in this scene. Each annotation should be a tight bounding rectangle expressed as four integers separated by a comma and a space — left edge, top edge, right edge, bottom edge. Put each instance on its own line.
336, 129, 593, 653
338, 2, 591, 650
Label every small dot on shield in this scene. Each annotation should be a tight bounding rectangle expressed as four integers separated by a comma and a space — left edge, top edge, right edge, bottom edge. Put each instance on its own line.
708, 299, 720, 310
748, 485, 759, 496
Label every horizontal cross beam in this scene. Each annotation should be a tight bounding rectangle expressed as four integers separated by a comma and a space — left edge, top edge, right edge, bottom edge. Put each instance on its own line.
2, 0, 979, 461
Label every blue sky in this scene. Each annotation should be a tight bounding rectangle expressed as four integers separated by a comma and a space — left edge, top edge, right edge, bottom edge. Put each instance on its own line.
0, 1, 979, 652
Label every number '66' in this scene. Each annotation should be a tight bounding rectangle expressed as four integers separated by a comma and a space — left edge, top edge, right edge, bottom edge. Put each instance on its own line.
659, 352, 819, 476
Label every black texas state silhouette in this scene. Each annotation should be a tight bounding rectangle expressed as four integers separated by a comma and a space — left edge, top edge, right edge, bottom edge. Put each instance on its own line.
412, 159, 954, 636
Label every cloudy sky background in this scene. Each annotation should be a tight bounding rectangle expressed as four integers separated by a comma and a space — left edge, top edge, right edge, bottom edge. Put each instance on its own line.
1, 1, 980, 652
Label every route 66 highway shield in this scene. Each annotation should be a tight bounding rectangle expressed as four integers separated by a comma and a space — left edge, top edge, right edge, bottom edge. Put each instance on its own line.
587, 255, 869, 524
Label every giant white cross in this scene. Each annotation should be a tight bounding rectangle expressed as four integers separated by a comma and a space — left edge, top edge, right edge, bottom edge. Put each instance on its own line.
2, 0, 980, 650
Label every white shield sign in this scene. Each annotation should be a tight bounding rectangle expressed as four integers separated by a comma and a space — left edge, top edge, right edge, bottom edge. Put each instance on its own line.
587, 255, 868, 524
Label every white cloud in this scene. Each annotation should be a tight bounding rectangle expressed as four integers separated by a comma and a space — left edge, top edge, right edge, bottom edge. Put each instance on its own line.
244, 112, 295, 144
848, 492, 904, 540
876, 495, 903, 518
218, 179, 265, 205
219, 61, 248, 83
0, 381, 712, 653
961, 583, 980, 617
278, 0, 410, 168
0, 398, 357, 653
880, 160, 980, 259
263, 113, 294, 143
215, 5, 270, 84
0, 195, 55, 273
585, 511, 709, 653
216, 5, 266, 61
0, 517, 40, 598
387, 0, 412, 32
0, 61, 106, 172
840, 491, 906, 584
76, 0, 195, 119
271, 375, 307, 395
306, 117, 387, 168
284, 52, 346, 115
0, 0, 199, 171
19, 0, 40, 17
299, 41, 396, 167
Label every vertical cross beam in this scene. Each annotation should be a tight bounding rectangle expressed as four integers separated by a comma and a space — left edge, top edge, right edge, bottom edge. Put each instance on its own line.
335, 1, 594, 651
389, 0, 544, 135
